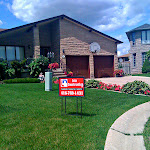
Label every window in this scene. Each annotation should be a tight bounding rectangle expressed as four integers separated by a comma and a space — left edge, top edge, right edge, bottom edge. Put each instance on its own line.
6, 46, 15, 61
16, 47, 24, 60
133, 53, 136, 67
0, 46, 25, 61
141, 30, 150, 44
142, 52, 147, 65
0, 46, 6, 60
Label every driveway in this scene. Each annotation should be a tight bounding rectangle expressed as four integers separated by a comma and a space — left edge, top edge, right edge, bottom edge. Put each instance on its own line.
88, 76, 150, 86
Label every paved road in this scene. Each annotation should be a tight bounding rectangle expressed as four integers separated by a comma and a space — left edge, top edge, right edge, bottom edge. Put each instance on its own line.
104, 102, 150, 150
92, 76, 150, 86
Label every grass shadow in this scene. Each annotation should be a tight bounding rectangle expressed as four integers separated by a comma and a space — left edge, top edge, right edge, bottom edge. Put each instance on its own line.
0, 105, 18, 114
68, 112, 96, 117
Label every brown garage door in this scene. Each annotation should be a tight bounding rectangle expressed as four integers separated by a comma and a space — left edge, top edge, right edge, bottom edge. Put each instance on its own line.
66, 56, 89, 78
94, 56, 114, 78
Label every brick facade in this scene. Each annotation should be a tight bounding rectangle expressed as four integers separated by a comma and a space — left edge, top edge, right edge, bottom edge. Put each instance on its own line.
129, 31, 150, 74
60, 18, 118, 78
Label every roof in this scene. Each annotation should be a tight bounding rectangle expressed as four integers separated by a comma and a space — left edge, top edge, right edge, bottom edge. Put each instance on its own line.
118, 53, 130, 58
0, 15, 122, 44
126, 24, 150, 33
0, 28, 7, 32
126, 24, 150, 40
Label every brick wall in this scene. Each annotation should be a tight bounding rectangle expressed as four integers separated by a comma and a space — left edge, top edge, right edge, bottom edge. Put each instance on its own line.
60, 18, 118, 78
129, 31, 150, 74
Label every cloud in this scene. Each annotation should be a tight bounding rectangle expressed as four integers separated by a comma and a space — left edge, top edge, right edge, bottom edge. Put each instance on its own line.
115, 34, 130, 56
0, 20, 3, 26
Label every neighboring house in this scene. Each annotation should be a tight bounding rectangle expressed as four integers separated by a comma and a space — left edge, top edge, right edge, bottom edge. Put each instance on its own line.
0, 15, 122, 78
118, 53, 130, 74
126, 24, 150, 74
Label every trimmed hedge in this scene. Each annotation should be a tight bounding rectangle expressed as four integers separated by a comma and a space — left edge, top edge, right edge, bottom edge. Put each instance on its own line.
3, 78, 40, 84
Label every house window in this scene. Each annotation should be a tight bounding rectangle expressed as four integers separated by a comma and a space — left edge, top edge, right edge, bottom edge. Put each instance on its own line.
133, 53, 136, 67
16, 47, 25, 60
0, 46, 6, 60
141, 30, 150, 44
6, 46, 15, 61
142, 52, 147, 65
132, 32, 135, 45
0, 46, 25, 61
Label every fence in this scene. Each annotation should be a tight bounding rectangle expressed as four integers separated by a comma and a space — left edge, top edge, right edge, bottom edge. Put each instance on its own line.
118, 62, 130, 75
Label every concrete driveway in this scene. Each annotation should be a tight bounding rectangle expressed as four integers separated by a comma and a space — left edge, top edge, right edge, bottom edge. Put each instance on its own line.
91, 76, 150, 86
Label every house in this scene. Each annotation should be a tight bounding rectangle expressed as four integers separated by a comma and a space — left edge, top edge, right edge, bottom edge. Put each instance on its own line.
126, 24, 150, 74
0, 15, 122, 78
118, 53, 130, 74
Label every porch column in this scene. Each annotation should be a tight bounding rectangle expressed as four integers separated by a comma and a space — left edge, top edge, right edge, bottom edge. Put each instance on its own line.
89, 55, 94, 78
33, 25, 40, 58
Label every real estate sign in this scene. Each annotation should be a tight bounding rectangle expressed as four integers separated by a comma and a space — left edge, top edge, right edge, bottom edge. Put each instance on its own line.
59, 77, 84, 97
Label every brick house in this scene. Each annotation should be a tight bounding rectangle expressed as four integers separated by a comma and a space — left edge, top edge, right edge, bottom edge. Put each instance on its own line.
126, 24, 150, 74
0, 15, 122, 78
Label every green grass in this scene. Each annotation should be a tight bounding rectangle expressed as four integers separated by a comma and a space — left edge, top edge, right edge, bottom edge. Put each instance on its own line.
132, 73, 150, 77
143, 118, 150, 149
0, 83, 150, 149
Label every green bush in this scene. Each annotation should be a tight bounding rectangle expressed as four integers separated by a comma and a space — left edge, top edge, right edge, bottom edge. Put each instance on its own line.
142, 59, 150, 73
5, 68, 15, 79
29, 56, 49, 77
11, 59, 27, 78
3, 78, 40, 84
121, 80, 150, 94
85, 80, 99, 88
52, 77, 58, 83
0, 61, 8, 80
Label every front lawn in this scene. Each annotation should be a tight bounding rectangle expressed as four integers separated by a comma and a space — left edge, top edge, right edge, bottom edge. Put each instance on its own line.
143, 118, 150, 149
132, 73, 150, 77
0, 83, 150, 149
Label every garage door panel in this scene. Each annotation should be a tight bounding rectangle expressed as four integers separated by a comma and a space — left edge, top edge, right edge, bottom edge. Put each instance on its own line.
66, 56, 89, 78
94, 56, 114, 78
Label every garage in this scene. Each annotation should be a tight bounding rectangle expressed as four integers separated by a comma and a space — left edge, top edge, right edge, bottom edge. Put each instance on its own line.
94, 56, 114, 78
66, 56, 89, 78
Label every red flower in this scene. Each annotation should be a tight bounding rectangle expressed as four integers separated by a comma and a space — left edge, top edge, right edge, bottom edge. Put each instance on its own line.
54, 79, 59, 84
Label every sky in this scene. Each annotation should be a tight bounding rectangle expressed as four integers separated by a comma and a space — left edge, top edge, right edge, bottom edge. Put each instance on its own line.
0, 0, 150, 56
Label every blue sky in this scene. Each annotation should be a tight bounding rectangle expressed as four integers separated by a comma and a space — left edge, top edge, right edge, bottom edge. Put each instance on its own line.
0, 0, 150, 56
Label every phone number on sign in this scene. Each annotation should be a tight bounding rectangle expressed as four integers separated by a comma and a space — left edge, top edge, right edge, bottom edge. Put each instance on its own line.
61, 91, 83, 96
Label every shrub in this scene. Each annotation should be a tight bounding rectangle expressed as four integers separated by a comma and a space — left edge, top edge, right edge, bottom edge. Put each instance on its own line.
48, 63, 59, 70
3, 78, 40, 84
5, 68, 15, 79
142, 59, 150, 73
29, 56, 49, 77
52, 77, 58, 83
114, 69, 124, 77
0, 61, 8, 80
85, 80, 99, 88
11, 59, 27, 78
121, 80, 150, 95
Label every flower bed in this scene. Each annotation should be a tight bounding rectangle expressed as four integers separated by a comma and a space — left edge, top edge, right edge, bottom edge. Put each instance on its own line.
86, 80, 150, 96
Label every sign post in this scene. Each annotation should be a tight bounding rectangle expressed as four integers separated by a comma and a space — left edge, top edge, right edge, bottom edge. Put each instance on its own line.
59, 77, 84, 118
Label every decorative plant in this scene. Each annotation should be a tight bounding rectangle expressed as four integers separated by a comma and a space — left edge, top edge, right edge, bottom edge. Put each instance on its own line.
48, 62, 59, 70
85, 80, 99, 88
29, 56, 49, 77
5, 68, 15, 79
64, 68, 73, 77
121, 80, 150, 95
11, 59, 27, 78
0, 61, 7, 80
142, 59, 150, 73
113, 69, 124, 77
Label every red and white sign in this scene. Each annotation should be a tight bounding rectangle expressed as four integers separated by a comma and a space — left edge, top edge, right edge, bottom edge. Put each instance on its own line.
59, 77, 84, 97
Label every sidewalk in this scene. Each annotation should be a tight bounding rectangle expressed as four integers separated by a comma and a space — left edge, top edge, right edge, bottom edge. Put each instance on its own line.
104, 101, 150, 150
